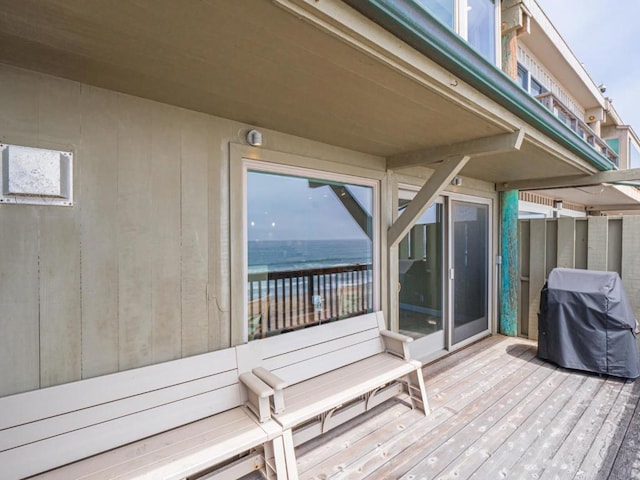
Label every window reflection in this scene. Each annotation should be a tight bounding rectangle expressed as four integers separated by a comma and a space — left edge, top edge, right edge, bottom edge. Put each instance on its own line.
414, 0, 455, 27
246, 171, 374, 340
467, 0, 496, 63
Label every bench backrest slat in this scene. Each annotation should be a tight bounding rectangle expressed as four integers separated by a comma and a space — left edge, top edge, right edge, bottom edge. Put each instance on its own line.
0, 347, 237, 430
239, 312, 386, 386
1, 370, 239, 452
263, 328, 381, 372
1, 384, 244, 479
270, 337, 384, 385
0, 348, 245, 479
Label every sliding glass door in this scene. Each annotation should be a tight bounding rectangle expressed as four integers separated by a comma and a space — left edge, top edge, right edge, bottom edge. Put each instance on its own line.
451, 200, 489, 344
397, 191, 491, 359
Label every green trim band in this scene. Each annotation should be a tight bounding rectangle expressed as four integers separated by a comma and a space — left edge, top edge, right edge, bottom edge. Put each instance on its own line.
344, 0, 615, 172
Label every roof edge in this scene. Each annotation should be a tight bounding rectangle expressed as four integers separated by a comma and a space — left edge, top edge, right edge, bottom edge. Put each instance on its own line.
343, 0, 615, 172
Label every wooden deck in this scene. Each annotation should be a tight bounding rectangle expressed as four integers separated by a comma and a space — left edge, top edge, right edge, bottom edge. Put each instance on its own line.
244, 335, 640, 479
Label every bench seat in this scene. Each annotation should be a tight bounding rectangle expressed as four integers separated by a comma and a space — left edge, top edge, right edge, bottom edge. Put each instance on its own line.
273, 353, 420, 430
32, 407, 281, 480
237, 311, 429, 479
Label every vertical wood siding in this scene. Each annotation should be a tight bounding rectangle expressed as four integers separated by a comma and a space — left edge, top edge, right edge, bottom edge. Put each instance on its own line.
519, 216, 640, 341
0, 66, 229, 396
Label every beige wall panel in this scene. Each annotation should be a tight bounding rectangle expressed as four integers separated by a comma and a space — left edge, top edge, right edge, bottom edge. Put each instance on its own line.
587, 216, 608, 271
150, 104, 183, 362
180, 113, 210, 357
528, 219, 547, 341
116, 95, 153, 370
622, 216, 640, 320
37, 73, 82, 145
79, 86, 120, 379
0, 207, 40, 397
0, 64, 39, 142
556, 217, 575, 268
39, 208, 82, 388
37, 73, 83, 388
207, 118, 235, 351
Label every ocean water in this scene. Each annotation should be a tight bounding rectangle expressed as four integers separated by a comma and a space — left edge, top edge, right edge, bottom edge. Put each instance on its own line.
248, 239, 372, 273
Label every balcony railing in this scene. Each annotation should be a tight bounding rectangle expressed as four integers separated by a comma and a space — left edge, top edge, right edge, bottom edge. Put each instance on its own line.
247, 264, 373, 340
536, 92, 619, 166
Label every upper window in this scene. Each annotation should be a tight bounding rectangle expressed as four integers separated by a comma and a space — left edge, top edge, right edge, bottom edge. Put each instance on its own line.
415, 0, 454, 27
530, 78, 547, 97
414, 0, 497, 64
517, 64, 529, 91
630, 139, 640, 170
246, 169, 376, 340
467, 0, 496, 63
517, 63, 547, 98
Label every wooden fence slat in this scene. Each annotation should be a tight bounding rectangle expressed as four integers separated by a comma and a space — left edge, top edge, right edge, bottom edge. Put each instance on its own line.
622, 216, 640, 322
527, 219, 547, 341
587, 216, 608, 271
556, 217, 575, 268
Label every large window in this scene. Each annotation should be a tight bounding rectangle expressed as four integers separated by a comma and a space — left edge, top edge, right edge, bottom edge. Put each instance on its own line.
246, 169, 376, 340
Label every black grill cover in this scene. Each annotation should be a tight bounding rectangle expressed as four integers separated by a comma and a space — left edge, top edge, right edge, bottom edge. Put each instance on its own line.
538, 268, 640, 378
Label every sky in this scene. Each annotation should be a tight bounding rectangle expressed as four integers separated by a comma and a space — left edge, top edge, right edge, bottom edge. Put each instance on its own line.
247, 171, 373, 241
535, 0, 640, 131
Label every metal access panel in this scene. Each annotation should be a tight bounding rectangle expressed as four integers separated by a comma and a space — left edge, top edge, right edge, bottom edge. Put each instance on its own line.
1, 143, 73, 206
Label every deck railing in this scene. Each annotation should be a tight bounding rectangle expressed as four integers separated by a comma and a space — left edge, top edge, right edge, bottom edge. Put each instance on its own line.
535, 92, 619, 166
247, 264, 373, 339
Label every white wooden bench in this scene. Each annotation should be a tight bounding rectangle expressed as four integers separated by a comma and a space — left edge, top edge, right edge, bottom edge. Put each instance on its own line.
0, 347, 290, 480
237, 311, 429, 478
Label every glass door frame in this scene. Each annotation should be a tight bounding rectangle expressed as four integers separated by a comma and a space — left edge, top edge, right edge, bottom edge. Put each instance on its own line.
397, 189, 447, 359
446, 192, 494, 350
396, 187, 494, 360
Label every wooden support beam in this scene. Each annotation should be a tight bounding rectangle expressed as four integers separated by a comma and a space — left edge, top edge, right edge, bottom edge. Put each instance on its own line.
497, 168, 640, 191
309, 181, 373, 239
329, 184, 372, 240
388, 155, 469, 248
387, 129, 524, 170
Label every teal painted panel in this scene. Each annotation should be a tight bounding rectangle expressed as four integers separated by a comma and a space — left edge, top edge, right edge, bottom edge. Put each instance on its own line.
606, 138, 619, 154
500, 190, 519, 336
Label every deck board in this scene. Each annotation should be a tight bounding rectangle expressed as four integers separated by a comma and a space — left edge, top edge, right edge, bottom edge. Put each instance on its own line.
241, 335, 640, 480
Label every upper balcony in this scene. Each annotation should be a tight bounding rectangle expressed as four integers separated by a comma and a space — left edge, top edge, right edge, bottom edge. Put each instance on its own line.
535, 91, 619, 167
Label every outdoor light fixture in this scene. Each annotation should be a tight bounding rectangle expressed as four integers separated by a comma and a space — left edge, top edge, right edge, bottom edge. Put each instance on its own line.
451, 176, 463, 186
553, 199, 563, 210
246, 129, 263, 146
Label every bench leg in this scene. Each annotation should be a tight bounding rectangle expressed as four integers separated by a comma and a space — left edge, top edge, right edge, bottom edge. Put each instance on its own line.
282, 429, 299, 480
264, 436, 288, 480
407, 367, 430, 415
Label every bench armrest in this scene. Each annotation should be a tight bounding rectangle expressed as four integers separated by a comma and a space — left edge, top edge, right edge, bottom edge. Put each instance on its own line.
239, 372, 274, 423
252, 367, 287, 415
380, 330, 413, 360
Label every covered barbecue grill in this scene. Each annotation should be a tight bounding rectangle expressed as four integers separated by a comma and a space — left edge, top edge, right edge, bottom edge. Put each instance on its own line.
538, 268, 640, 378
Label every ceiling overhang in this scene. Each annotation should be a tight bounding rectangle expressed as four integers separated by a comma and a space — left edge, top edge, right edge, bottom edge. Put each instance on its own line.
0, 0, 616, 185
